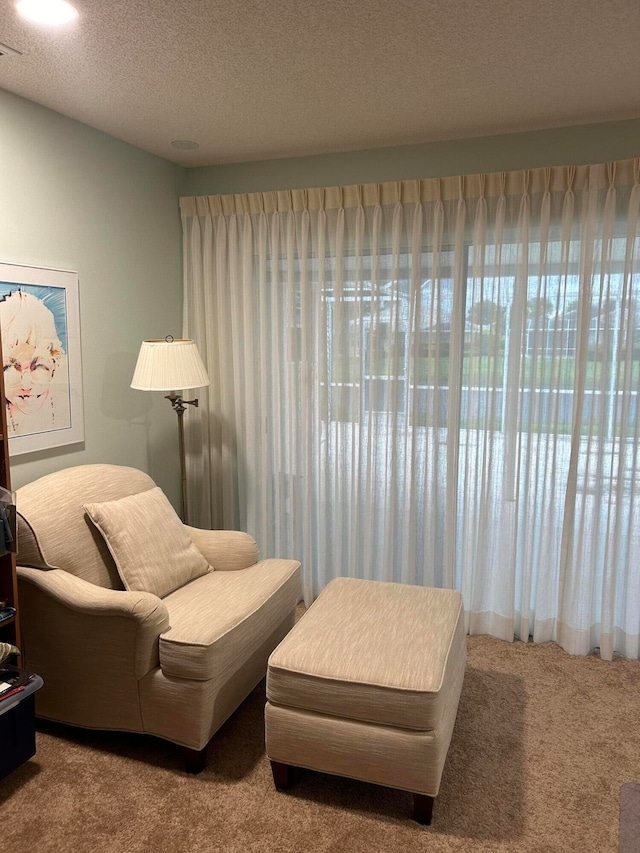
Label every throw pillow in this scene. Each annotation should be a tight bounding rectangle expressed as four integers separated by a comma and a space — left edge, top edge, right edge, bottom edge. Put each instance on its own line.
84, 487, 212, 597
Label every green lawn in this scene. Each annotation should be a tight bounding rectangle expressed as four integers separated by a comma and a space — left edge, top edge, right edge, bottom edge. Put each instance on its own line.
333, 353, 640, 390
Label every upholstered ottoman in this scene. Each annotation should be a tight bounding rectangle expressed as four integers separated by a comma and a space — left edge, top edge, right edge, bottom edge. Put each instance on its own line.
265, 577, 466, 824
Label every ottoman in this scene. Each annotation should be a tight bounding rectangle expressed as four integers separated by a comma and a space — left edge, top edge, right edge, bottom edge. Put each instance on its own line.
265, 577, 466, 824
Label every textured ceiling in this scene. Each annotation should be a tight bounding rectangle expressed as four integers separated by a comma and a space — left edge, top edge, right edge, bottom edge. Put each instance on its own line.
0, 0, 639, 167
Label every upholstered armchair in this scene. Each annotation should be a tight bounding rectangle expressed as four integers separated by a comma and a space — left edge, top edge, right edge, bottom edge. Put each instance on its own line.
15, 464, 301, 772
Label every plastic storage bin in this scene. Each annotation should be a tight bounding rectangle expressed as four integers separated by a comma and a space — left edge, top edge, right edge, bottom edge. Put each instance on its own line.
0, 670, 43, 780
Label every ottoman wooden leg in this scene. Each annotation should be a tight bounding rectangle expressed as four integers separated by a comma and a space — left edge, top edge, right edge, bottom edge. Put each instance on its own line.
271, 760, 293, 790
413, 793, 434, 825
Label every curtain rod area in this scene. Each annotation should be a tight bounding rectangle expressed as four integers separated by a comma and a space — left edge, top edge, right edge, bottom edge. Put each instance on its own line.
181, 158, 640, 217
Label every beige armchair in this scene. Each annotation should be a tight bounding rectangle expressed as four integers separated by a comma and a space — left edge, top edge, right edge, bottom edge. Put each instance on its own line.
15, 464, 301, 772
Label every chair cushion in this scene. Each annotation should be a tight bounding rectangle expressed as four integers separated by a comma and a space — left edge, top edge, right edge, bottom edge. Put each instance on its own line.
84, 487, 211, 598
266, 577, 466, 732
159, 558, 302, 681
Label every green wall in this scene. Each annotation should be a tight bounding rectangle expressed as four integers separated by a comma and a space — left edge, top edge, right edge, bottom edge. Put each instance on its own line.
182, 118, 640, 197
0, 89, 186, 504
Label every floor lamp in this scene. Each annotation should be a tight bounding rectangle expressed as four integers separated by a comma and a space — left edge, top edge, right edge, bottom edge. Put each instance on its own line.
131, 336, 210, 525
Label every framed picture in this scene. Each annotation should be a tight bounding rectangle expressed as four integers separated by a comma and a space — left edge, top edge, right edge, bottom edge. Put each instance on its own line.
0, 262, 84, 456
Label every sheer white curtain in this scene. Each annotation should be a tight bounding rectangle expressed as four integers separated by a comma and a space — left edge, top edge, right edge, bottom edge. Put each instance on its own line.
181, 160, 640, 660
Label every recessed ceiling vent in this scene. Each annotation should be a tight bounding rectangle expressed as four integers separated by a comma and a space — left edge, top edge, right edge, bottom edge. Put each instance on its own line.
0, 42, 22, 58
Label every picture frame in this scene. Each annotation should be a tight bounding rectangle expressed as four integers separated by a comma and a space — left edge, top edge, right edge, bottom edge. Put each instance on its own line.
0, 262, 84, 456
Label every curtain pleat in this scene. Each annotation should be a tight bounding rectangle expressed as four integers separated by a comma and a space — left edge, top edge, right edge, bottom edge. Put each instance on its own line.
181, 158, 640, 660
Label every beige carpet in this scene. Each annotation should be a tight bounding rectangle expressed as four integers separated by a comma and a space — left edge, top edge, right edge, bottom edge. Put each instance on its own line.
1, 634, 638, 853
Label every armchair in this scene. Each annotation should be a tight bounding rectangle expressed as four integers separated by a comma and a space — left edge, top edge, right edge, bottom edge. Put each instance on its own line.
15, 464, 301, 772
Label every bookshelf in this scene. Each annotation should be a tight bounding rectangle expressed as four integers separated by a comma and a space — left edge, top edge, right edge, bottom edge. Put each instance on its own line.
0, 329, 18, 653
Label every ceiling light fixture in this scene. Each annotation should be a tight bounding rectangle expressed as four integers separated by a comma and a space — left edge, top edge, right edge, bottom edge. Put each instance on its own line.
15, 0, 79, 26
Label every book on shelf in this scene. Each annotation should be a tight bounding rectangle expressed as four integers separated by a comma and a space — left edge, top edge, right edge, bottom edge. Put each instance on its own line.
0, 606, 16, 622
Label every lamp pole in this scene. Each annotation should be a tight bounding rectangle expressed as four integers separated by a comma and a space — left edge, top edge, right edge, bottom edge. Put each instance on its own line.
166, 393, 199, 525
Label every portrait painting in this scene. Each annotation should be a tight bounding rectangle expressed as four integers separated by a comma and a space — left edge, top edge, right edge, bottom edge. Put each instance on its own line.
0, 263, 84, 456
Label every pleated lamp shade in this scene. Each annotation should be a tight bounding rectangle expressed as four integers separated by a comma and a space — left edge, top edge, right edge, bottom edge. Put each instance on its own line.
131, 338, 210, 392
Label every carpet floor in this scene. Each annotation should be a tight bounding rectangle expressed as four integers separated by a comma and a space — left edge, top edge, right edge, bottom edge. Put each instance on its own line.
1, 633, 638, 852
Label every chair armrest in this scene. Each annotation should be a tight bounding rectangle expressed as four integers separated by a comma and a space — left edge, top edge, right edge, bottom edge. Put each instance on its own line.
184, 527, 259, 571
17, 566, 170, 678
